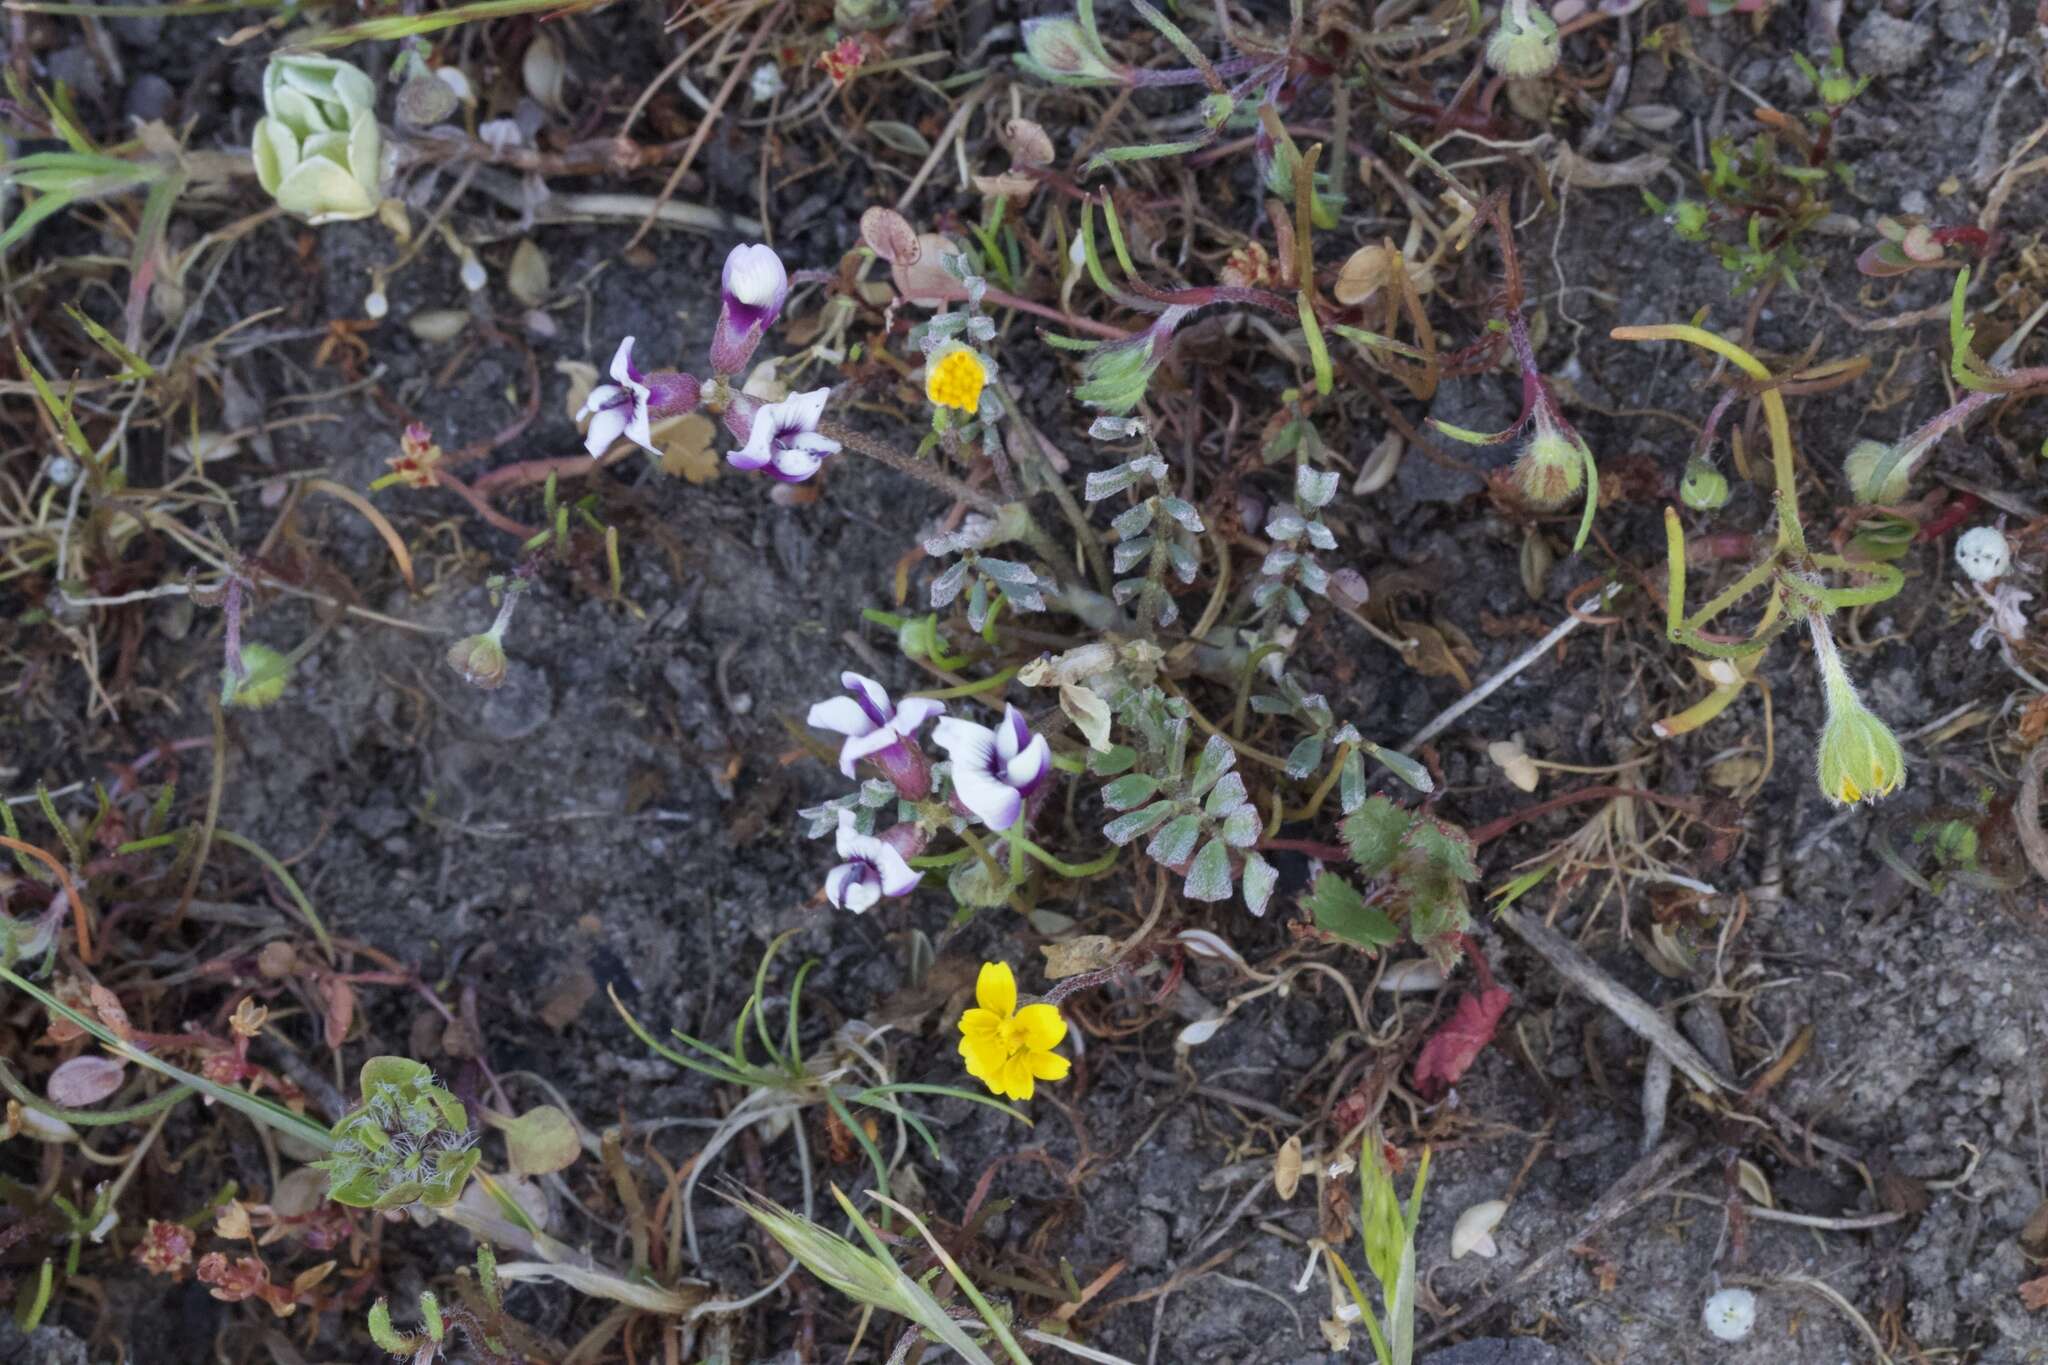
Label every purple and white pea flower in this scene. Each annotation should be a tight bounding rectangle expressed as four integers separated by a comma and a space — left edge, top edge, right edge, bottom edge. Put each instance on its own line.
807, 671, 943, 799
710, 243, 790, 377
576, 338, 701, 459
727, 388, 841, 482
577, 337, 654, 459
933, 705, 1052, 832
825, 810, 921, 913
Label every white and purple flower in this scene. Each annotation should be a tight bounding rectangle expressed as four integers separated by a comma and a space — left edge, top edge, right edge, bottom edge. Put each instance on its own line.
710, 243, 790, 376
934, 705, 1052, 831
728, 388, 841, 482
807, 671, 943, 797
825, 811, 920, 913
577, 337, 655, 459
576, 339, 702, 459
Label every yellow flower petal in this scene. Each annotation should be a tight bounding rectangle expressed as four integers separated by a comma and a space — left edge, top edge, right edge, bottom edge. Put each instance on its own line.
975, 961, 1016, 1018
959, 1007, 1002, 1042
998, 1053, 1037, 1102
1014, 1003, 1066, 1051
958, 1033, 1001, 1082
1029, 1050, 1071, 1081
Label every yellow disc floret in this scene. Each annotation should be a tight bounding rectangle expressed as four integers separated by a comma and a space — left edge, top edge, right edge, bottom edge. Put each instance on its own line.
926, 342, 990, 415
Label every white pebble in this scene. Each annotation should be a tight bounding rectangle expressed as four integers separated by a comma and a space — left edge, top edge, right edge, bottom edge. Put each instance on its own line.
1955, 526, 2012, 583
1702, 1287, 1756, 1342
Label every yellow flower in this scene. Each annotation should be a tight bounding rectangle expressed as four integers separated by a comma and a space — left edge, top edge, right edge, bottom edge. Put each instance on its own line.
957, 961, 1069, 1101
925, 342, 989, 415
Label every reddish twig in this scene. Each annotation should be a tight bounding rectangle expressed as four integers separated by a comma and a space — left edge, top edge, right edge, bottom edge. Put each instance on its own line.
0, 836, 94, 962
1469, 786, 1703, 847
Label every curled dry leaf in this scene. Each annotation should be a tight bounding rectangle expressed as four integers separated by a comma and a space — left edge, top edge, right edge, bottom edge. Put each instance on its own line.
1551, 145, 1670, 190
1001, 117, 1055, 165
1273, 1135, 1304, 1199
48, 1055, 126, 1106
1175, 928, 1245, 967
859, 206, 919, 265
408, 310, 470, 343
507, 238, 550, 307
1623, 103, 1683, 132
973, 171, 1039, 202
658, 413, 721, 484
488, 1104, 582, 1177
895, 233, 963, 307
521, 33, 566, 112
1041, 933, 1120, 979
1334, 243, 1433, 307
556, 358, 599, 417
1412, 986, 1512, 1097
1487, 737, 1541, 792
89, 983, 134, 1039
1451, 1199, 1506, 1258
1177, 1015, 1229, 1048
1061, 683, 1113, 752
1353, 430, 1404, 495
1378, 959, 1447, 992
320, 976, 355, 1050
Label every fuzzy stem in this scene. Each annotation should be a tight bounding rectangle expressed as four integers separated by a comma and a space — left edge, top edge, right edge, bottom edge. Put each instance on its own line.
1611, 324, 1800, 537
818, 421, 1004, 515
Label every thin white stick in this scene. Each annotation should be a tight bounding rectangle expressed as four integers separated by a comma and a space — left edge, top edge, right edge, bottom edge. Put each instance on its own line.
1404, 582, 1623, 750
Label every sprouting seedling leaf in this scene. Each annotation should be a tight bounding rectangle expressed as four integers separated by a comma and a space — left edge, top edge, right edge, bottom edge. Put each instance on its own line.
1303, 872, 1398, 951
1950, 267, 2002, 392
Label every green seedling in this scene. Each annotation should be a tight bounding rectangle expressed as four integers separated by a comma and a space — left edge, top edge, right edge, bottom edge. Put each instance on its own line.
611, 932, 1027, 1266
1643, 50, 1865, 294
1301, 796, 1476, 965
1324, 1133, 1432, 1365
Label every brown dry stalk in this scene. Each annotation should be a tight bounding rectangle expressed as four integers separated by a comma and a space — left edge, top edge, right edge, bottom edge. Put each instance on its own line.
2017, 743, 2048, 885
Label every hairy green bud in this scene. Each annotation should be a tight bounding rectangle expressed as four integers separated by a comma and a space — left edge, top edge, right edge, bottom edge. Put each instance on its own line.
1842, 438, 1912, 504
1513, 427, 1586, 509
225, 644, 292, 710
1679, 458, 1730, 511
1017, 16, 1123, 86
445, 628, 509, 690
1485, 0, 1560, 79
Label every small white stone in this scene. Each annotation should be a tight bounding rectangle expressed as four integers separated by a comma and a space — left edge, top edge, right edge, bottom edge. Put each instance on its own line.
1956, 526, 2012, 582
1702, 1287, 1757, 1342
